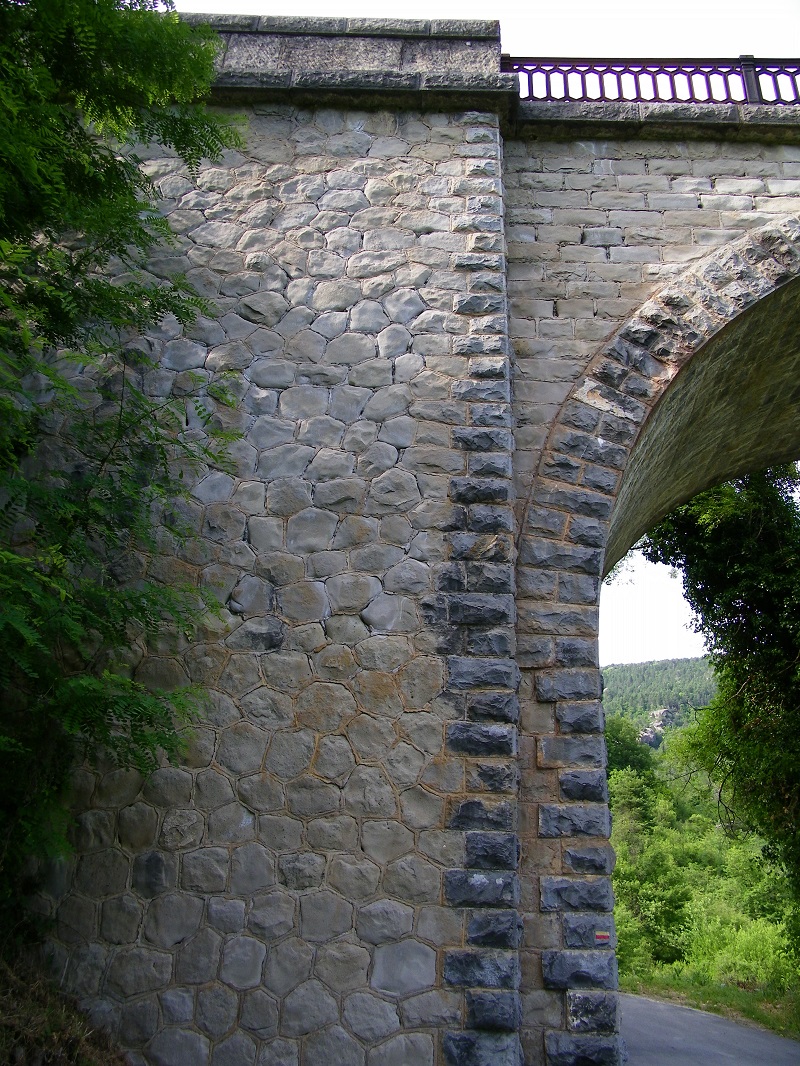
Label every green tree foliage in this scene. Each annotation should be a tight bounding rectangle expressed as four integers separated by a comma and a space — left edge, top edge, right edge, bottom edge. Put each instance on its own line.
605, 714, 657, 774
0, 0, 239, 932
640, 467, 800, 895
602, 657, 716, 731
609, 731, 798, 1011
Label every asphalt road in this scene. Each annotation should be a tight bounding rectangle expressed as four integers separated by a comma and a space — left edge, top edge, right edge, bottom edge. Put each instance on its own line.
620, 993, 800, 1064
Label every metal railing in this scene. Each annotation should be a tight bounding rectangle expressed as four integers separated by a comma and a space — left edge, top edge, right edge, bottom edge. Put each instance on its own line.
501, 56, 800, 105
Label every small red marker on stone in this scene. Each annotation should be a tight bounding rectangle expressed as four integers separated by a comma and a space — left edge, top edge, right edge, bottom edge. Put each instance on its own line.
595, 931, 611, 944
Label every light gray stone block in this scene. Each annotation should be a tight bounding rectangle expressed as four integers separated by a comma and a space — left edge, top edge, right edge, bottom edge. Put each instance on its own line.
280, 978, 339, 1036
220, 935, 267, 989
357, 899, 414, 943
300, 890, 353, 941
371, 940, 437, 995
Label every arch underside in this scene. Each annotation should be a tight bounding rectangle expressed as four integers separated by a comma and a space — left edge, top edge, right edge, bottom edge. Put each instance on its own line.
607, 274, 800, 570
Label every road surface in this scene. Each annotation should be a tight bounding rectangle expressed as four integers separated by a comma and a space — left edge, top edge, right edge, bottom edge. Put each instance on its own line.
620, 993, 800, 1064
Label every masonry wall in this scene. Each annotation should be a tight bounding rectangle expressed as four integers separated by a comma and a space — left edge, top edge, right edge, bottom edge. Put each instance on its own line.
507, 130, 800, 1064
35, 17, 800, 1066
507, 132, 800, 492
42, 99, 526, 1066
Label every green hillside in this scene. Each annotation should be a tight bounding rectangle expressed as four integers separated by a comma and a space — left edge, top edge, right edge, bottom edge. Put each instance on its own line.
602, 657, 716, 730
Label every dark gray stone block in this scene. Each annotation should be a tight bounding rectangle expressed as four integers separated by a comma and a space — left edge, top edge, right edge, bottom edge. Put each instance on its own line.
453, 253, 504, 272
447, 723, 517, 757
447, 657, 519, 691
560, 401, 602, 433
452, 337, 510, 358
466, 990, 521, 1031
454, 293, 506, 315
437, 564, 466, 592
448, 594, 514, 626
550, 428, 627, 470
567, 990, 619, 1034
542, 949, 618, 990
598, 411, 638, 445
465, 832, 518, 870
444, 1031, 522, 1066
582, 465, 619, 494
444, 870, 519, 907
559, 770, 609, 802
467, 451, 508, 479
444, 949, 520, 989
567, 518, 606, 548
450, 478, 511, 505
467, 910, 522, 948
563, 913, 617, 950
564, 846, 615, 875
449, 800, 513, 831
536, 484, 613, 521
467, 509, 516, 541
555, 702, 604, 734
540, 877, 614, 913
467, 629, 514, 657
467, 692, 520, 723
465, 563, 514, 593
539, 804, 610, 839
452, 429, 513, 453
544, 1031, 624, 1065
518, 537, 601, 575
472, 763, 518, 793
553, 638, 597, 667
451, 534, 513, 562
535, 670, 603, 703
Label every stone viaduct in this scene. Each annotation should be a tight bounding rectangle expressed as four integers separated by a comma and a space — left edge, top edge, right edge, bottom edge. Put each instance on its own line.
41, 17, 800, 1066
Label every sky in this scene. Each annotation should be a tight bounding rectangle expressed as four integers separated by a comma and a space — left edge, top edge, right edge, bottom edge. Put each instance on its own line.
174, 0, 800, 59
599, 552, 705, 667
173, 0, 795, 664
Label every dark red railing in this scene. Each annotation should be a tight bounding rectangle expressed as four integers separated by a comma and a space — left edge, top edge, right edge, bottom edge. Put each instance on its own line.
501, 56, 800, 105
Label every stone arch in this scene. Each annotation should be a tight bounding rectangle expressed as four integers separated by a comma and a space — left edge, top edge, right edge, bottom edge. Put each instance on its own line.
516, 215, 800, 1065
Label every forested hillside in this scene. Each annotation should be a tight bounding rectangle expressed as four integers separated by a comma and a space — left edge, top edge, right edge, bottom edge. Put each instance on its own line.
609, 713, 800, 1036
602, 657, 716, 729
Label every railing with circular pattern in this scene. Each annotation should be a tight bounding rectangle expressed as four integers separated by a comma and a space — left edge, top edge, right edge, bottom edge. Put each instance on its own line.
500, 56, 800, 105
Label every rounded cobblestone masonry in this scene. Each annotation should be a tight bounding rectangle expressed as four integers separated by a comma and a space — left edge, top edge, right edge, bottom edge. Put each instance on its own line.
41, 63, 520, 1065
33, 16, 800, 1066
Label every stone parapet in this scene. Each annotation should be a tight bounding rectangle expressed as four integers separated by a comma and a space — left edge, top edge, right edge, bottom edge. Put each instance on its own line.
514, 99, 800, 143
179, 15, 519, 103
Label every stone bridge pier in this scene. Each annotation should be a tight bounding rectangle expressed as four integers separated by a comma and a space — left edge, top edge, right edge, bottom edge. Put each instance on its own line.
41, 17, 800, 1066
